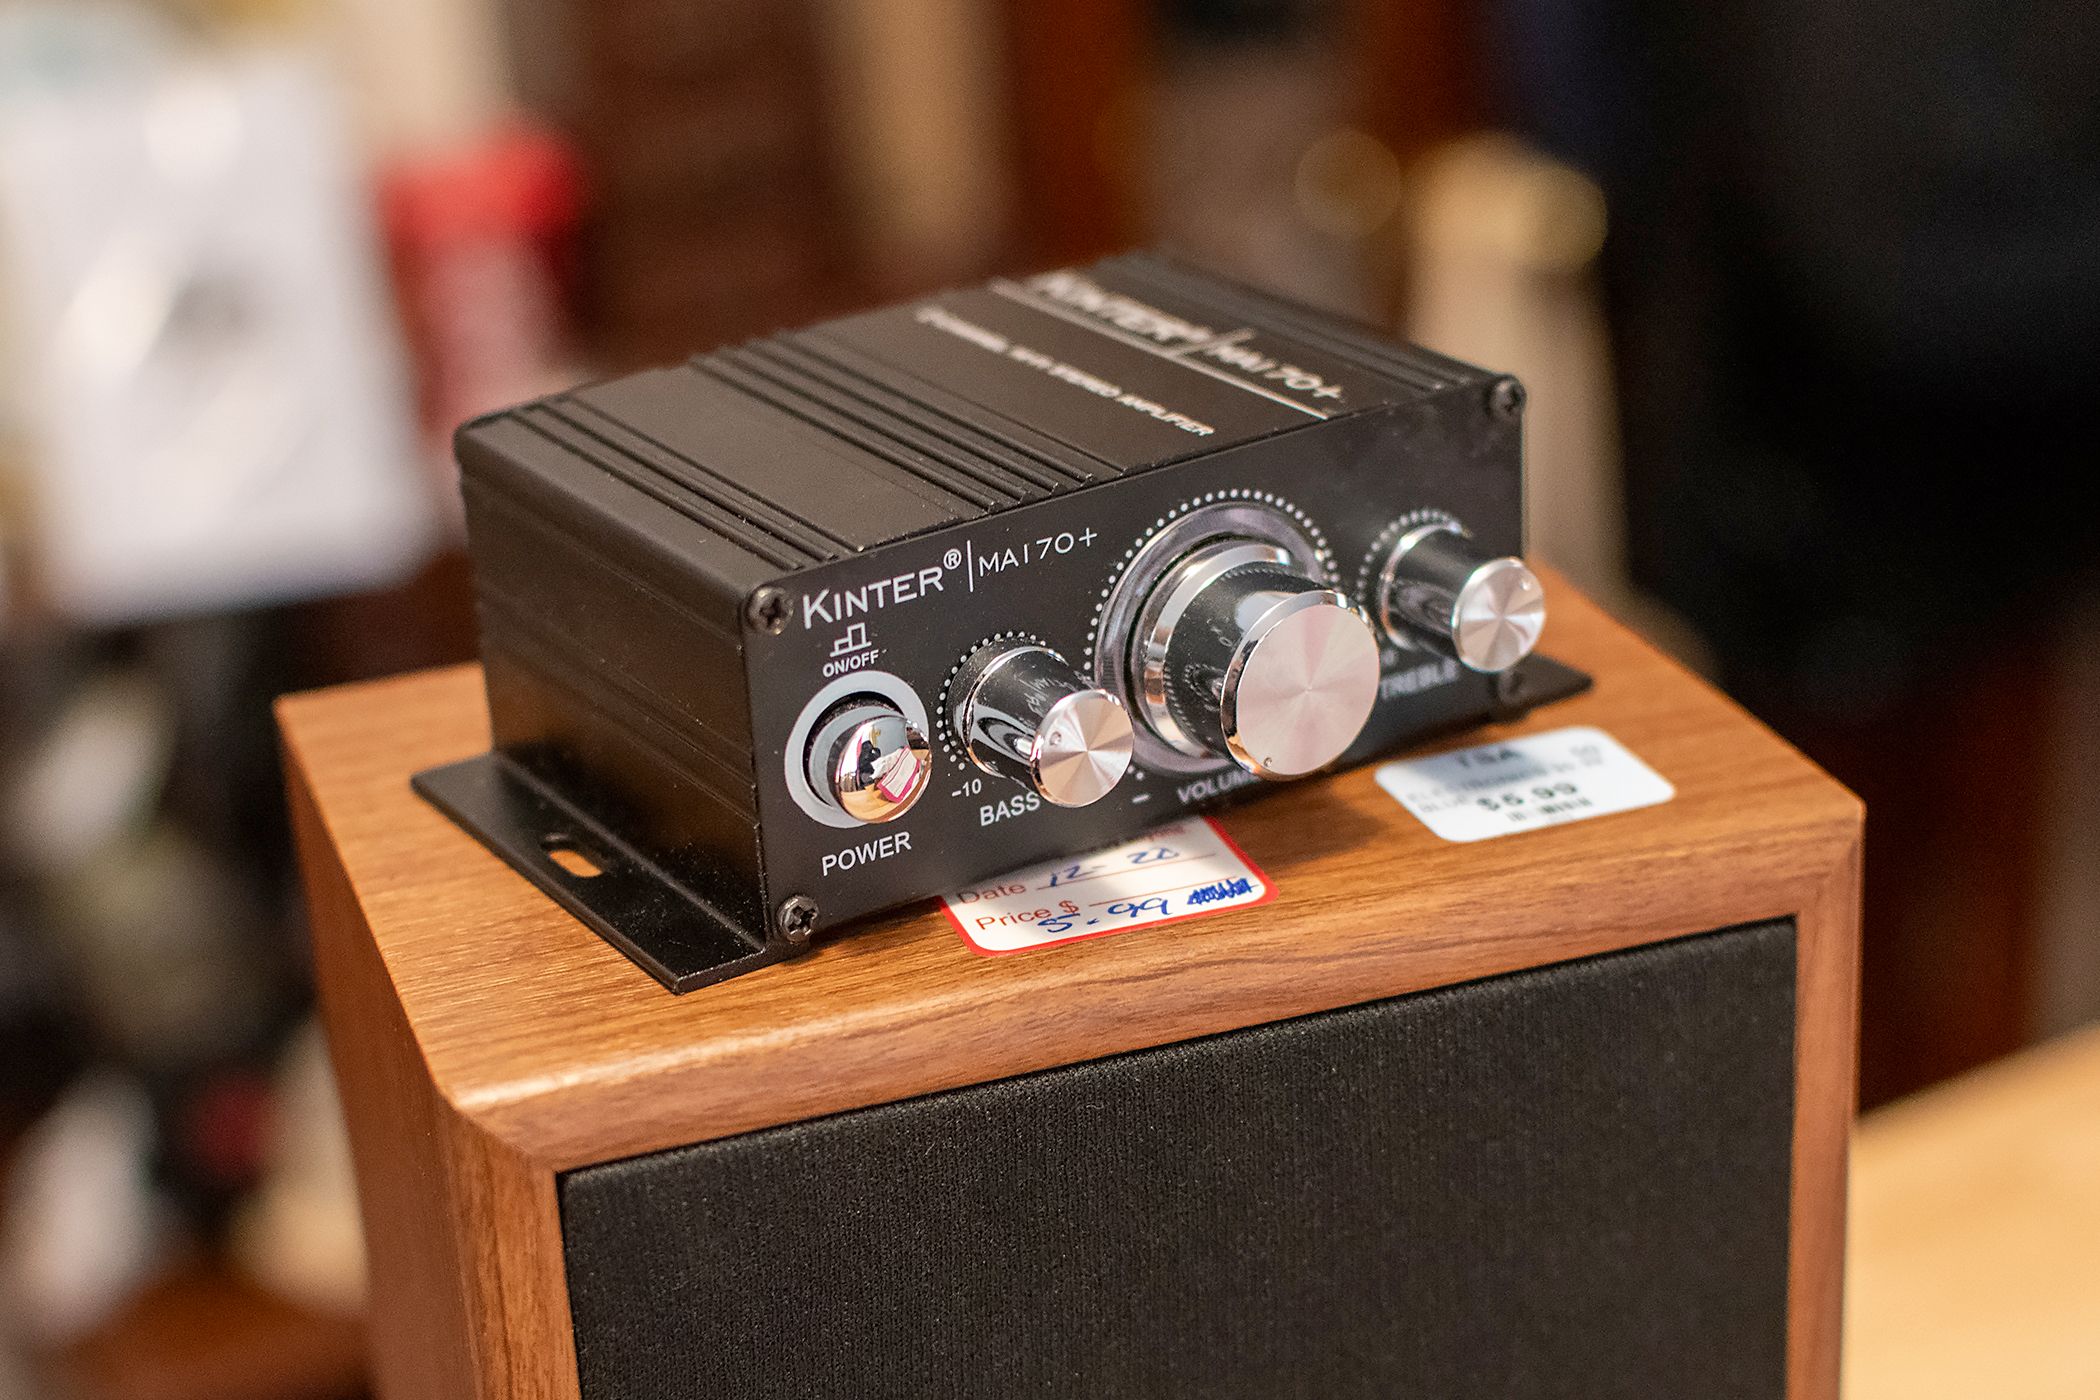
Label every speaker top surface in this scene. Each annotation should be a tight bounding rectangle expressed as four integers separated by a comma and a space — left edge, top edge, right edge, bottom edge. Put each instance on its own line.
278, 569, 1859, 1170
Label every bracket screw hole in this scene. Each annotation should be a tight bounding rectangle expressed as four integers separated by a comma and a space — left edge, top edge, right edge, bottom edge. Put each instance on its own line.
541, 835, 607, 879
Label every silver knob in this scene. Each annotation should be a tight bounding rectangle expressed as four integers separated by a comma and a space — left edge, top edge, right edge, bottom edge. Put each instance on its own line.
803, 697, 932, 823
1134, 539, 1380, 779
951, 643, 1134, 807
1378, 522, 1545, 673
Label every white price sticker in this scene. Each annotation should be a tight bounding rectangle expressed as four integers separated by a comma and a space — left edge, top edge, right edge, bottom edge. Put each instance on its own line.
1375, 725, 1674, 842
942, 818, 1271, 954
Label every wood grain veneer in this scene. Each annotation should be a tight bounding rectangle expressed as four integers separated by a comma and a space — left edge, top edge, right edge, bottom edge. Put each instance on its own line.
281, 568, 1861, 1400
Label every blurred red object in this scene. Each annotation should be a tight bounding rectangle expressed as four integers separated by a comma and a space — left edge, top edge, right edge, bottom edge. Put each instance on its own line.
179, 1070, 274, 1192
379, 123, 585, 490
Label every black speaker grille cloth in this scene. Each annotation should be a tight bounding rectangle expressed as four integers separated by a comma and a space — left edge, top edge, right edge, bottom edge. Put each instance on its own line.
559, 920, 1796, 1399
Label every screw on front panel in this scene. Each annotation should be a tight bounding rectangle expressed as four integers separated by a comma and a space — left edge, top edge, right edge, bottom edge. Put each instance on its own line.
746, 586, 790, 635
1488, 377, 1525, 418
775, 895, 818, 946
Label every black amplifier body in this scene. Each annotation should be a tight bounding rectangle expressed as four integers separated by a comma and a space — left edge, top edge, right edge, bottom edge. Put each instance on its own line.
417, 254, 1578, 989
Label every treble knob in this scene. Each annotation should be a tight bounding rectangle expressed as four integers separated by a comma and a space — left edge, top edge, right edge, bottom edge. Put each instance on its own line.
1376, 521, 1545, 673
951, 643, 1134, 807
1134, 539, 1380, 779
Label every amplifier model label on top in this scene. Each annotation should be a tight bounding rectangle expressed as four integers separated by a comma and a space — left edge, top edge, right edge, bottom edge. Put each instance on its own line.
1374, 726, 1675, 843
818, 265, 1415, 471
941, 817, 1271, 954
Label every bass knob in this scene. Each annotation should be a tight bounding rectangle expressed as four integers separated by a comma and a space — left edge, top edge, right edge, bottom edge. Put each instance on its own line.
951, 643, 1134, 808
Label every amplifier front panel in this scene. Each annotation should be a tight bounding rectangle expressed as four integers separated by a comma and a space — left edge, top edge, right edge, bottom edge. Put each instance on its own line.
745, 388, 1522, 925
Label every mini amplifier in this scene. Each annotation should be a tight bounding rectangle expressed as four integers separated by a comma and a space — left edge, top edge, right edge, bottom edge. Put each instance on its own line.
415, 253, 1586, 988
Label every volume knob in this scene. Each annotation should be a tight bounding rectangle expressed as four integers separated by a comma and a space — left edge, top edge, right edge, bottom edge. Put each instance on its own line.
1377, 522, 1545, 673
952, 644, 1134, 807
1135, 539, 1380, 779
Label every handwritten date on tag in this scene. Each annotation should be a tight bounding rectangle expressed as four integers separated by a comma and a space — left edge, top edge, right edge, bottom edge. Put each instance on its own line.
941, 818, 1271, 954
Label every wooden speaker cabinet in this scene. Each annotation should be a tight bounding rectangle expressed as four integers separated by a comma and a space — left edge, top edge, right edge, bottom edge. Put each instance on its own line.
281, 574, 1861, 1400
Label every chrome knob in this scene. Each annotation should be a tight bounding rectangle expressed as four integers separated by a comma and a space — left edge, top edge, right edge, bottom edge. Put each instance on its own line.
1134, 538, 1380, 779
803, 697, 932, 823
1378, 522, 1545, 673
951, 643, 1134, 807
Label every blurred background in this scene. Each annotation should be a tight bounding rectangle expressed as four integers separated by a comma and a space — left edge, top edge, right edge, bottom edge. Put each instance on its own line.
0, 0, 2094, 1394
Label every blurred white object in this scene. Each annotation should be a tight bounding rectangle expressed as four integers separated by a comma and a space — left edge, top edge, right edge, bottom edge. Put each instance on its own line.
0, 1073, 169, 1343
232, 1021, 366, 1315
51, 822, 275, 1070
0, 671, 172, 875
0, 12, 432, 622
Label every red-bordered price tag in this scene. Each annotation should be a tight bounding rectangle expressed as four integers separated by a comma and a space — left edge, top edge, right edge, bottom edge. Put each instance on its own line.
942, 817, 1272, 954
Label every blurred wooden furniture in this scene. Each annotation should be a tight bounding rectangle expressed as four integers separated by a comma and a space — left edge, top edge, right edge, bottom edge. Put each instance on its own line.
48, 1260, 365, 1400
555, 0, 1154, 368
1846, 1023, 2100, 1400
566, 0, 866, 367
1780, 656, 2062, 1107
999, 0, 1152, 268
